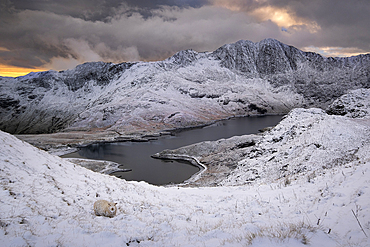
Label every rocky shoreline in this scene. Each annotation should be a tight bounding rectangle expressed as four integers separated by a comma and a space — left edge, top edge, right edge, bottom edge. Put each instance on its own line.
15, 130, 172, 156
64, 158, 132, 175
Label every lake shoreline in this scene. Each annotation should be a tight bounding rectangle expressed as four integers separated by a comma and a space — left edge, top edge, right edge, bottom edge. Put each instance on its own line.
16, 113, 284, 155
151, 153, 208, 186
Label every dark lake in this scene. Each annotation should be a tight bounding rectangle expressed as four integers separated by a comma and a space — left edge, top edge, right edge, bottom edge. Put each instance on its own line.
62, 115, 282, 185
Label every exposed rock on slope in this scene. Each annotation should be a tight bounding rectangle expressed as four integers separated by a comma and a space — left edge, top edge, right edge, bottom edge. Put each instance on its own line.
1, 39, 369, 134
327, 88, 370, 118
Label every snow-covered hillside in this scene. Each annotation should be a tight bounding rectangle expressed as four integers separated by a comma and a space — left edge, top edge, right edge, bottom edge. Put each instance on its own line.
1, 39, 369, 135
1, 89, 370, 246
0, 125, 368, 247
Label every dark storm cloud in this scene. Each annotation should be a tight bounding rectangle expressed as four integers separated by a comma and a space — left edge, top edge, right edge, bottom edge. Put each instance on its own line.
123, 0, 208, 8
0, 1, 257, 69
7, 0, 209, 21
4, 0, 118, 21
0, 0, 369, 71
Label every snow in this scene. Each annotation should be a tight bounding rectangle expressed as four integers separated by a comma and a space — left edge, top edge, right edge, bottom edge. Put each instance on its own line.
1, 105, 370, 246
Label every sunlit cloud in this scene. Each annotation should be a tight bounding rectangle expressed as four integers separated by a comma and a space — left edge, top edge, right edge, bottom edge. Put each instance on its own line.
210, 0, 320, 33
250, 6, 320, 33
302, 46, 368, 57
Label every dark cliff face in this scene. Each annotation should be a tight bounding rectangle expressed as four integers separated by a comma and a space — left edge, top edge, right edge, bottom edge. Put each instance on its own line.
1, 39, 370, 134
211, 39, 306, 75
212, 38, 370, 79
212, 40, 258, 74
255, 39, 296, 75
170, 49, 200, 66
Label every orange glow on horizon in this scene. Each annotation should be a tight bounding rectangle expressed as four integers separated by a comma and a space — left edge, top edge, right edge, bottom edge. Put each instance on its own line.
0, 64, 46, 77
302, 46, 369, 58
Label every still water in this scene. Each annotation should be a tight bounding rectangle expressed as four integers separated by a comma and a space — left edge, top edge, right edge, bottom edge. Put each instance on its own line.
63, 115, 282, 185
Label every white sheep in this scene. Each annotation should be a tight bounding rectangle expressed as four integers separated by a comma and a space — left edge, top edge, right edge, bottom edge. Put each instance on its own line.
93, 200, 117, 218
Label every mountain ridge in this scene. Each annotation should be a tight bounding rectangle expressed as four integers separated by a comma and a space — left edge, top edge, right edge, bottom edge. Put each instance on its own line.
1, 38, 369, 134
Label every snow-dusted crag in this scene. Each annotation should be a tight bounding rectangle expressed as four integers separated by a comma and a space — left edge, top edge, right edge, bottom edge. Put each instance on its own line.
327, 88, 370, 118
1, 39, 370, 134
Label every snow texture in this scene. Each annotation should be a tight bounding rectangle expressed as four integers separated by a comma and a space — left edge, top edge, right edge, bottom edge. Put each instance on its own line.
1, 103, 370, 246
1, 39, 370, 134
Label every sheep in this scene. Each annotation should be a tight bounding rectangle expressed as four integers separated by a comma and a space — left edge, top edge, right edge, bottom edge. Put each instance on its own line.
93, 200, 117, 218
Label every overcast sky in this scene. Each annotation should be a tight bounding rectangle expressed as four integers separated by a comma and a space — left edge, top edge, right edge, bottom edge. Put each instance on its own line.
1, 0, 370, 75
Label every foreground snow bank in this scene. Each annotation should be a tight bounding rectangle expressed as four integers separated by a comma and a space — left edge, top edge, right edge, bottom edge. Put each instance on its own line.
1, 108, 370, 246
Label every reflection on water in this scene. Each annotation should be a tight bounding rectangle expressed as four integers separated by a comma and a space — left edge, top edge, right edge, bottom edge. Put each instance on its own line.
62, 115, 282, 185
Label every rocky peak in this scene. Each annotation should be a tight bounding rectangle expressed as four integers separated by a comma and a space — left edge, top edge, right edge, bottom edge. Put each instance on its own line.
211, 39, 257, 74
166, 49, 201, 66
20, 61, 136, 92
211, 38, 306, 75
255, 38, 299, 75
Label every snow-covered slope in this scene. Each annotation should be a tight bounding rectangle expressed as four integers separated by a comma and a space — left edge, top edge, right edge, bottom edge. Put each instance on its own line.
1, 39, 370, 134
1, 105, 370, 246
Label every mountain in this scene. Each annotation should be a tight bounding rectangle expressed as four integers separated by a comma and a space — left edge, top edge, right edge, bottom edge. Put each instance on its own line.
1, 38, 370, 134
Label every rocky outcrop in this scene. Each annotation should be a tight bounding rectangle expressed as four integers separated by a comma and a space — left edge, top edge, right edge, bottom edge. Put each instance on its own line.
326, 88, 370, 118
220, 108, 370, 186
